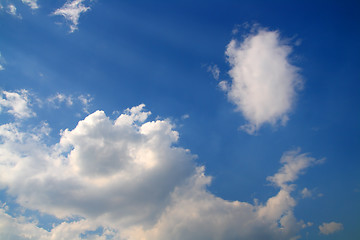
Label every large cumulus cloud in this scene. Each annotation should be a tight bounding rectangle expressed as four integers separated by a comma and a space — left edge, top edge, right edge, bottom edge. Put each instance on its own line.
0, 90, 323, 239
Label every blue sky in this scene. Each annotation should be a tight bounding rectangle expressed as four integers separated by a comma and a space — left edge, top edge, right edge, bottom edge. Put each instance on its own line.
0, 0, 359, 239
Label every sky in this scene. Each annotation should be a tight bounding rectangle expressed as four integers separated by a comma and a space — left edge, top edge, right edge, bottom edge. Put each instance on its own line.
0, 0, 359, 239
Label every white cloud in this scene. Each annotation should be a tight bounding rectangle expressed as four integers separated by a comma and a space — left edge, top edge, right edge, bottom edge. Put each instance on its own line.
22, 0, 39, 9
222, 27, 303, 134
6, 4, 21, 18
47, 93, 74, 107
52, 0, 91, 33
47, 93, 92, 113
0, 90, 325, 239
0, 90, 35, 119
267, 149, 324, 189
78, 94, 93, 113
319, 222, 344, 235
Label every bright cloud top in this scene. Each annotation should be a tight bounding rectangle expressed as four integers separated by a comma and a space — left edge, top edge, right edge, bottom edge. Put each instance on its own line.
53, 0, 91, 32
221, 27, 302, 134
319, 222, 344, 235
0, 90, 328, 239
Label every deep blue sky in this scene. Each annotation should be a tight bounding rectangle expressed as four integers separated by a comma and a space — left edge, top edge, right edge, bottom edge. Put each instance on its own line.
0, 0, 359, 239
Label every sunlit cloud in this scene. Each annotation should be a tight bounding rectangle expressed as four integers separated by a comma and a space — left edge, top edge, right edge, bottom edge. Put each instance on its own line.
221, 26, 303, 134
0, 90, 323, 239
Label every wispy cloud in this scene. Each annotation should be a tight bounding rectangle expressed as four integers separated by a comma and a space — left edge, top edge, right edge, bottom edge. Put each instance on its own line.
319, 222, 344, 235
221, 26, 303, 134
0, 52, 5, 71
52, 0, 91, 33
207, 64, 220, 80
22, 0, 39, 9
0, 90, 325, 239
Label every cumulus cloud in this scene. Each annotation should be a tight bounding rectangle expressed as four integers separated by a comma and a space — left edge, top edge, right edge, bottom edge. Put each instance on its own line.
222, 26, 303, 134
319, 222, 344, 235
53, 0, 91, 32
0, 90, 35, 119
22, 0, 39, 9
0, 90, 324, 239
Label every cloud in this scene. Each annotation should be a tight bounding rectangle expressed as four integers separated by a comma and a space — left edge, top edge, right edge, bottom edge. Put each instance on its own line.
207, 64, 220, 80
267, 149, 324, 189
78, 94, 93, 113
47, 93, 74, 107
52, 0, 91, 33
221, 26, 303, 134
0, 52, 5, 71
6, 4, 21, 18
0, 90, 35, 119
0, 90, 324, 239
301, 188, 312, 198
319, 222, 344, 235
47, 93, 92, 113
22, 0, 39, 9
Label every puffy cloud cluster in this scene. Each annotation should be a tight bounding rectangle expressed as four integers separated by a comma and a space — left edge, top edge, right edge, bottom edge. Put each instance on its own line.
221, 27, 303, 134
0, 90, 328, 239
53, 0, 92, 32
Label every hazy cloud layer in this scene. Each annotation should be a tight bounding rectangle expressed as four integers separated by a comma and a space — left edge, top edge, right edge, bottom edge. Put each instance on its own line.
222, 27, 302, 134
53, 0, 91, 32
319, 222, 344, 235
0, 90, 323, 239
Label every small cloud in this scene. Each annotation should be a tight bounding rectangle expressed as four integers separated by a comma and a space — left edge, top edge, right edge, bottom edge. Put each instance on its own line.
223, 25, 303, 135
78, 94, 92, 113
181, 114, 190, 120
22, 0, 39, 9
6, 4, 22, 18
207, 64, 220, 80
47, 93, 74, 108
0, 89, 35, 119
52, 0, 92, 33
301, 188, 312, 198
267, 149, 325, 189
319, 222, 343, 235
218, 80, 229, 91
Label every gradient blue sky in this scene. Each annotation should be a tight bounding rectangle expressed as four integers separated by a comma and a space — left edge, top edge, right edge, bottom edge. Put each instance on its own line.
0, 0, 359, 239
